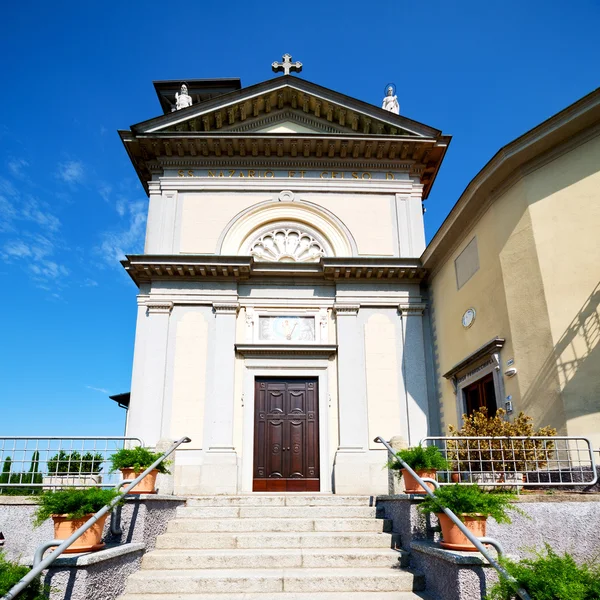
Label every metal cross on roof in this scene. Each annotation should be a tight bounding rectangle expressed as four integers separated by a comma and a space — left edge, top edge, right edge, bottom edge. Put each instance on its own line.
272, 54, 303, 76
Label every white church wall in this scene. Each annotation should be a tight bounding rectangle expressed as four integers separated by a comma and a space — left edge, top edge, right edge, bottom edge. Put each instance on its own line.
145, 179, 426, 259
364, 311, 402, 449
167, 308, 209, 450
304, 193, 396, 256
178, 192, 269, 254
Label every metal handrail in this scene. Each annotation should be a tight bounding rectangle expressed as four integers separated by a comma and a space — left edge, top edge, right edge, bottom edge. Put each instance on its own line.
376, 436, 531, 600
2, 436, 191, 600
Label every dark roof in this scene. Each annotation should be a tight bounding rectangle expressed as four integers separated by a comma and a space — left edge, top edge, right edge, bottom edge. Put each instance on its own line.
109, 392, 130, 409
153, 78, 242, 115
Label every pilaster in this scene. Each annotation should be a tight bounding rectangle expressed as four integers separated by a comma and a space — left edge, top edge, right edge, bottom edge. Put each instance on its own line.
144, 181, 177, 254
127, 301, 173, 446
201, 302, 240, 494
144, 181, 162, 254
333, 304, 382, 494
333, 305, 368, 451
398, 302, 430, 445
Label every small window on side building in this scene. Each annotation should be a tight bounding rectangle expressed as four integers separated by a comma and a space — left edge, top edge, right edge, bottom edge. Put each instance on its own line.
455, 236, 480, 289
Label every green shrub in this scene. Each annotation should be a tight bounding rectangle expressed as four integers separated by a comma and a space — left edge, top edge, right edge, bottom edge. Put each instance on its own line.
486, 544, 600, 600
448, 407, 557, 472
109, 447, 170, 475
0, 455, 42, 496
47, 451, 103, 475
387, 444, 449, 476
0, 552, 47, 600
33, 488, 120, 526
418, 484, 522, 524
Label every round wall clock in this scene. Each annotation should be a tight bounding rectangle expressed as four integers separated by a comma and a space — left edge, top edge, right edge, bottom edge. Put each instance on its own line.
462, 308, 476, 329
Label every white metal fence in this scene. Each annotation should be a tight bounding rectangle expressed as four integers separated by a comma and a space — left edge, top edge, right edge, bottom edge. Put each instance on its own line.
0, 437, 143, 493
421, 436, 598, 488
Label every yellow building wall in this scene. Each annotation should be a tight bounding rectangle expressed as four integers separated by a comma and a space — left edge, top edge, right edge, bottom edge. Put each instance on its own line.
526, 134, 600, 447
430, 181, 562, 435
430, 134, 600, 446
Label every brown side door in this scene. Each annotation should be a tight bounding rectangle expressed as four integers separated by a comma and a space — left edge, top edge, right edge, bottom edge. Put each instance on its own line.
253, 378, 320, 492
463, 373, 497, 416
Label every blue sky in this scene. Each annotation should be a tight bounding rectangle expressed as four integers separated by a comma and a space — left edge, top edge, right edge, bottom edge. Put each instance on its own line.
1, 1, 599, 437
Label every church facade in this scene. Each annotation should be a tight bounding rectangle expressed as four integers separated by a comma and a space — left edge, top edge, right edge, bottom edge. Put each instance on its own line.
119, 72, 449, 495
119, 67, 600, 496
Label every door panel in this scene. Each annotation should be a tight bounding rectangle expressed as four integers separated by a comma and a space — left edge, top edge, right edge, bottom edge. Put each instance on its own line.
253, 378, 319, 492
288, 419, 305, 478
266, 419, 284, 478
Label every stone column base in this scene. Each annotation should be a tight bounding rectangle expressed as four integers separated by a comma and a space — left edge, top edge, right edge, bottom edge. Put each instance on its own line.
174, 450, 239, 495
333, 449, 389, 495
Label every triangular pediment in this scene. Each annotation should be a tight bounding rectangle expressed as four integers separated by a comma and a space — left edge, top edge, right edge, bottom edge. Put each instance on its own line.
256, 119, 322, 133
131, 76, 441, 139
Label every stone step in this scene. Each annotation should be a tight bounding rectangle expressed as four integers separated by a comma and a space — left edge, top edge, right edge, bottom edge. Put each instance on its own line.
185, 495, 374, 507
166, 517, 391, 533
176, 505, 379, 519
124, 567, 424, 594
156, 531, 394, 550
142, 548, 403, 570
120, 592, 432, 600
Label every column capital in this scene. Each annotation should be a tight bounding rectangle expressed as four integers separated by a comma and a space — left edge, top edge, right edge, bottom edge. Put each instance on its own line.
398, 303, 426, 317
213, 302, 240, 315
148, 180, 162, 195
333, 304, 360, 316
146, 301, 173, 314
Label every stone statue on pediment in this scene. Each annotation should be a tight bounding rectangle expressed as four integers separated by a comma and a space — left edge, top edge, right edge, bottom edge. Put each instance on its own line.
382, 85, 399, 115
175, 83, 193, 111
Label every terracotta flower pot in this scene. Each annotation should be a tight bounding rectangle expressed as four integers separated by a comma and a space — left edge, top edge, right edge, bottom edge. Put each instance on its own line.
120, 468, 158, 494
437, 512, 487, 551
401, 469, 437, 494
52, 513, 108, 553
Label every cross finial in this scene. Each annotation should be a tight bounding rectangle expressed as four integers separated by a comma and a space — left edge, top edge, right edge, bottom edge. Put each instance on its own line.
272, 53, 303, 76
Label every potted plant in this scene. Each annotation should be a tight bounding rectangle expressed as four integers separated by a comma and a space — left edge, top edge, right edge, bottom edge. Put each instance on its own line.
43, 450, 104, 489
448, 407, 557, 488
419, 484, 521, 551
33, 488, 119, 553
109, 446, 170, 494
387, 444, 449, 494
0, 551, 47, 599
486, 544, 600, 599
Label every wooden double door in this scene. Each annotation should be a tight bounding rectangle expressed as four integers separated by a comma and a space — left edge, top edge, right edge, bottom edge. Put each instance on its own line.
253, 378, 320, 492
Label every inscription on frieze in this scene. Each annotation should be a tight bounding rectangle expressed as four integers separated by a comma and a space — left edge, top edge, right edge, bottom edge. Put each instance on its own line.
168, 168, 406, 181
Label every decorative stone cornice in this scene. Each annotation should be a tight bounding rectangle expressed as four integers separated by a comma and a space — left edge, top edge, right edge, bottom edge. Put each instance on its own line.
235, 344, 337, 357
146, 301, 173, 314
213, 303, 239, 315
443, 337, 506, 380
398, 303, 426, 317
333, 304, 360, 316
323, 258, 426, 281
123, 255, 428, 287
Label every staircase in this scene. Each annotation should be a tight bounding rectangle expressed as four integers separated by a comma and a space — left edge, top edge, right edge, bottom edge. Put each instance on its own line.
119, 495, 428, 599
